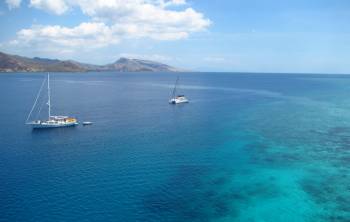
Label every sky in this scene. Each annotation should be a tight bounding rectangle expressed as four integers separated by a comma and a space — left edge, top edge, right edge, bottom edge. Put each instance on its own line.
0, 0, 350, 73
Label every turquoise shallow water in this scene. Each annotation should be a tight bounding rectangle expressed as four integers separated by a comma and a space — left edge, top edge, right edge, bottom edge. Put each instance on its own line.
0, 72, 350, 221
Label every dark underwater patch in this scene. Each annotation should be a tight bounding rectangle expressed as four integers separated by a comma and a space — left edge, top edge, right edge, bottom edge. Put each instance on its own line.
142, 187, 238, 222
244, 142, 270, 154
210, 176, 229, 186
327, 127, 350, 136
300, 173, 350, 221
140, 164, 240, 222
324, 126, 350, 150
140, 161, 285, 222
244, 142, 303, 167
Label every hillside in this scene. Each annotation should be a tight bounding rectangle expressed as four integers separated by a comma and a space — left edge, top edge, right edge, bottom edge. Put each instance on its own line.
0, 52, 181, 72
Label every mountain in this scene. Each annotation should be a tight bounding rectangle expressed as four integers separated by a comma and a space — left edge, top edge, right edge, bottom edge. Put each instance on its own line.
0, 51, 182, 72
0, 52, 85, 72
103, 57, 180, 72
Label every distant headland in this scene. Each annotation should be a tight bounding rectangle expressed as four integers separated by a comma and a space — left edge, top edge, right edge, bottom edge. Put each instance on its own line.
0, 51, 182, 73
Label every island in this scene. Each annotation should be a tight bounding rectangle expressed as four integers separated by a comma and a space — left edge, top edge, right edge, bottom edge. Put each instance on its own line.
0, 51, 182, 72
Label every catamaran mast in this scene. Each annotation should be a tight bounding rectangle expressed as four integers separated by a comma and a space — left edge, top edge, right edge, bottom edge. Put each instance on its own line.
172, 76, 179, 98
47, 73, 51, 120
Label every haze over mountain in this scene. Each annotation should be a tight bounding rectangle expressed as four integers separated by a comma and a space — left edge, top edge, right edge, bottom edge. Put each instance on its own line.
0, 51, 182, 72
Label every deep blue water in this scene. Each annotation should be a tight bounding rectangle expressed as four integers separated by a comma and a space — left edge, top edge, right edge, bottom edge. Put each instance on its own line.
1, 72, 350, 222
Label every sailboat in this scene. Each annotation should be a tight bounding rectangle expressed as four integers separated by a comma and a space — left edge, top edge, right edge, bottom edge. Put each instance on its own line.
169, 76, 189, 104
26, 73, 78, 129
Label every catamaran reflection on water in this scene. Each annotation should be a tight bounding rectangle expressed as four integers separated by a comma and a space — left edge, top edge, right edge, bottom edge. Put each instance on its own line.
26, 73, 78, 129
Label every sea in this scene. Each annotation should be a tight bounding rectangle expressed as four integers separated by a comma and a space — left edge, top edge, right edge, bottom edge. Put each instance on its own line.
0, 72, 349, 222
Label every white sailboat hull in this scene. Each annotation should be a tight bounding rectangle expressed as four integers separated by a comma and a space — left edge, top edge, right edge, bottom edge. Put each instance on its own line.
169, 97, 189, 104
28, 121, 78, 129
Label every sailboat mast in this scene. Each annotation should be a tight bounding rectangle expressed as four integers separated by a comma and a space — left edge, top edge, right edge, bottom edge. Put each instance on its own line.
172, 76, 179, 98
47, 73, 51, 120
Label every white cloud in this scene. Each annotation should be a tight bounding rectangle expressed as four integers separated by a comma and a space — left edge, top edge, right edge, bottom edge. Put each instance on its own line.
169, 0, 186, 5
158, 0, 186, 7
14, 22, 119, 50
5, 0, 210, 53
6, 0, 21, 9
70, 0, 210, 37
30, 0, 69, 15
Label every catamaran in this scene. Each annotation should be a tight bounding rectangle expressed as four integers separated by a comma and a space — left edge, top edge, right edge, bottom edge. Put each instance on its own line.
169, 76, 189, 104
26, 73, 78, 129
